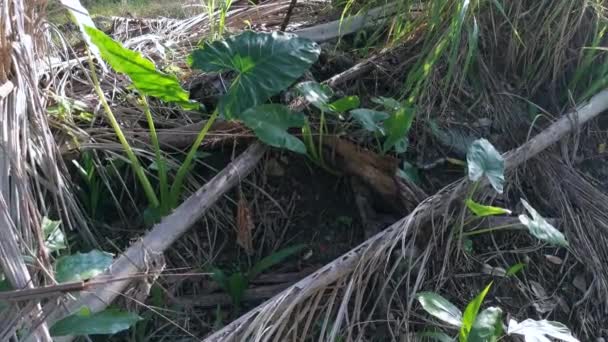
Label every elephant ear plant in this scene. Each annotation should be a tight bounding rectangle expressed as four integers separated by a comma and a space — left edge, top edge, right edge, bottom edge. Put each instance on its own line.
81, 27, 320, 221
414, 138, 577, 342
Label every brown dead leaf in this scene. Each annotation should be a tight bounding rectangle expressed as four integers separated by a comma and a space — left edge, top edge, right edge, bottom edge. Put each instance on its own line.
236, 197, 255, 255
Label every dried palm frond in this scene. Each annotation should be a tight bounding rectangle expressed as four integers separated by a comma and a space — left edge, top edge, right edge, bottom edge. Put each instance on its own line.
0, 0, 91, 339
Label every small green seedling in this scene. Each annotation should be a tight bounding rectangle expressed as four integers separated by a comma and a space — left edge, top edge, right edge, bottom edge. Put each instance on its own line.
461, 139, 570, 247
295, 81, 360, 169
211, 244, 306, 308
416, 282, 579, 342
349, 96, 415, 154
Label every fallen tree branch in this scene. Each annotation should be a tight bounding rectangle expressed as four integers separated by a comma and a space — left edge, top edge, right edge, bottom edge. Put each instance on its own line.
204, 89, 608, 341
45, 143, 267, 327
174, 283, 294, 308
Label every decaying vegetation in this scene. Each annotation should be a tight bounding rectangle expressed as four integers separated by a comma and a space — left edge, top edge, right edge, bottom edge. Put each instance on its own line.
2, 0, 608, 340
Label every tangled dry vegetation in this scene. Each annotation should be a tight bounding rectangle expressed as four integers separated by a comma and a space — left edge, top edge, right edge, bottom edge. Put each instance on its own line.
2, 0, 608, 340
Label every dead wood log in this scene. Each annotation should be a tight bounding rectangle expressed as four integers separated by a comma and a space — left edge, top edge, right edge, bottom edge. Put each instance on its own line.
204, 89, 608, 341
45, 143, 267, 329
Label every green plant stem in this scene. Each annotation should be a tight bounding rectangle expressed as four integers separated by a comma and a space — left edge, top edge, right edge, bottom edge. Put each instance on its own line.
169, 110, 220, 207
461, 223, 524, 237
318, 110, 326, 167
87, 51, 159, 208
141, 96, 168, 213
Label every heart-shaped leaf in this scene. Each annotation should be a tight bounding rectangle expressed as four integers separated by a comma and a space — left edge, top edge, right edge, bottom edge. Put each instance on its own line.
416, 292, 463, 327
54, 250, 113, 283
350, 109, 389, 133
50, 308, 141, 336
84, 26, 197, 109
518, 199, 569, 247
397, 161, 421, 184
383, 106, 415, 153
295, 81, 333, 111
42, 217, 66, 253
467, 139, 505, 193
460, 282, 493, 342
372, 96, 401, 111
241, 104, 306, 154
468, 307, 503, 342
466, 199, 511, 217
507, 319, 579, 342
329, 96, 360, 113
190, 31, 320, 118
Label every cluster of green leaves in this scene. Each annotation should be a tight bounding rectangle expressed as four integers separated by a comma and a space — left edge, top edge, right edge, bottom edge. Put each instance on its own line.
0, 216, 140, 337
414, 138, 577, 341
463, 139, 569, 247
211, 244, 306, 307
295, 81, 414, 156
416, 282, 579, 342
81, 25, 321, 221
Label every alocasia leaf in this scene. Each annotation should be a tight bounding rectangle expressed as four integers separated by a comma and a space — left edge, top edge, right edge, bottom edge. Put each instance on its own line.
42, 217, 66, 253
468, 307, 503, 342
416, 292, 463, 327
465, 199, 511, 217
190, 31, 320, 118
467, 139, 505, 193
54, 250, 113, 283
329, 96, 360, 113
240, 104, 306, 154
460, 282, 493, 342
85, 26, 197, 109
50, 308, 141, 336
295, 81, 333, 111
518, 199, 569, 247
383, 106, 415, 153
507, 319, 579, 342
350, 109, 389, 133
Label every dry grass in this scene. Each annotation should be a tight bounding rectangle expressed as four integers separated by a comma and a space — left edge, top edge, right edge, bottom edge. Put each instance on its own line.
4, 0, 608, 340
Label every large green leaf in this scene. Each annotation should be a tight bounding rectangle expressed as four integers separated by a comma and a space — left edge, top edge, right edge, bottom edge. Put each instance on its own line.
467, 139, 505, 193
54, 250, 113, 283
84, 26, 197, 109
42, 217, 66, 253
329, 96, 360, 113
416, 292, 463, 327
468, 307, 503, 342
249, 244, 306, 279
460, 282, 492, 342
518, 199, 569, 247
50, 307, 141, 336
190, 31, 320, 118
350, 109, 389, 133
240, 104, 307, 154
507, 319, 579, 342
383, 106, 415, 153
465, 199, 511, 217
